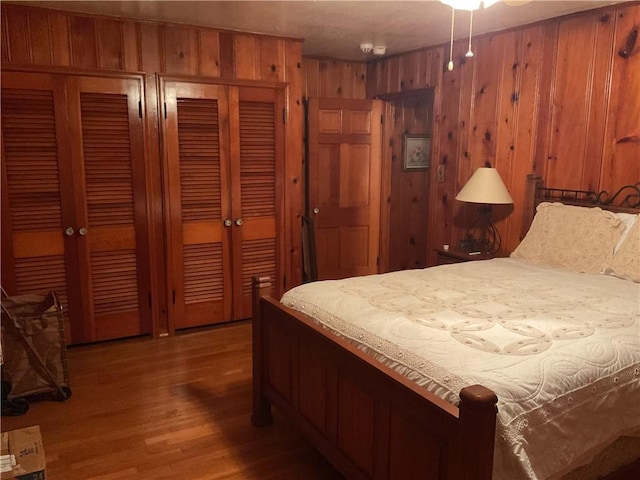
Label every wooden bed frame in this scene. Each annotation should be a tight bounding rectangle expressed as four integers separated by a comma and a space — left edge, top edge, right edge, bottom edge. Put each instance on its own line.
251, 174, 640, 480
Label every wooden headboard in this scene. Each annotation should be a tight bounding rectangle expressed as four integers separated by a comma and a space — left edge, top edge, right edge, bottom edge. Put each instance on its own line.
521, 174, 640, 240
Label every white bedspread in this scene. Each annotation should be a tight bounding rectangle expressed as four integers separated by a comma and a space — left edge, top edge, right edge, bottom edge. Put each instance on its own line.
281, 258, 640, 479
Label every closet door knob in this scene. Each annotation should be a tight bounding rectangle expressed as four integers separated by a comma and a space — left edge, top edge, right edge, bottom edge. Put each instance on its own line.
313, 207, 320, 215
235, 218, 243, 226
224, 219, 232, 227
64, 227, 75, 236
78, 227, 88, 236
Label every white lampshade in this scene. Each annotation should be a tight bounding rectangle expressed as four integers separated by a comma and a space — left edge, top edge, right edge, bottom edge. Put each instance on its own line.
455, 167, 513, 204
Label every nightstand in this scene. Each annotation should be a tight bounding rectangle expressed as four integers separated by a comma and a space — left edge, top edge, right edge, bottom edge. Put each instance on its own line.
435, 246, 499, 265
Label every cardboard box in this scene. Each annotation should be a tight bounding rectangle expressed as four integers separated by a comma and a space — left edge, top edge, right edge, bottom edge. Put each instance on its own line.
0, 426, 45, 480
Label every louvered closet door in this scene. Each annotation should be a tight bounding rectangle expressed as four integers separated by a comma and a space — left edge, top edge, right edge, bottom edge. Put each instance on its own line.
1, 72, 78, 343
163, 82, 232, 329
66, 76, 150, 342
229, 86, 284, 320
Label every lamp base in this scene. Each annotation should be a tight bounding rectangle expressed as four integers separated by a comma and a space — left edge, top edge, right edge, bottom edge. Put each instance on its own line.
458, 236, 481, 252
462, 206, 502, 254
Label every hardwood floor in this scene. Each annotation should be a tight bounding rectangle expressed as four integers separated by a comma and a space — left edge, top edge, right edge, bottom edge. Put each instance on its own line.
1, 321, 344, 479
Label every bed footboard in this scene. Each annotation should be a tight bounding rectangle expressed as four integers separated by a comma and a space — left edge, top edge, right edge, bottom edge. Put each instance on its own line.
251, 277, 498, 479
251, 276, 275, 427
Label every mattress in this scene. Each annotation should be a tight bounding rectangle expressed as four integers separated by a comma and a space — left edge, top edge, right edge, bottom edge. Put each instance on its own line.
281, 258, 640, 479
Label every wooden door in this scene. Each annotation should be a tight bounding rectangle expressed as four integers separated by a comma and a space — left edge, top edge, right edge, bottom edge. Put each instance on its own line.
229, 86, 284, 320
66, 76, 151, 342
1, 72, 78, 343
1, 73, 150, 344
162, 81, 233, 330
308, 98, 383, 280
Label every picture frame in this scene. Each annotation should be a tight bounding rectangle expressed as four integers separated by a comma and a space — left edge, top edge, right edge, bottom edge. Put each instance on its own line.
403, 134, 431, 171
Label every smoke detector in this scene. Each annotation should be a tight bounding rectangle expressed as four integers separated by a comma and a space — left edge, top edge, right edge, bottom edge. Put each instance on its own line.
360, 42, 373, 54
373, 45, 386, 56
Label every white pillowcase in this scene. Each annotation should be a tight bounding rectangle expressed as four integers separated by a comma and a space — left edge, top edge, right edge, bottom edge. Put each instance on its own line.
604, 216, 640, 282
612, 212, 638, 253
511, 202, 625, 274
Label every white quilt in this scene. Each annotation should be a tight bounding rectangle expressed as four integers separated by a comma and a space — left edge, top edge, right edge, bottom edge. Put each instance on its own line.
281, 258, 640, 479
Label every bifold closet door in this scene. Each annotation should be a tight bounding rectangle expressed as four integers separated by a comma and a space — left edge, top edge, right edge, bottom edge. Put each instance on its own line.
162, 82, 284, 328
163, 82, 233, 329
1, 73, 151, 344
66, 76, 151, 342
229, 86, 284, 320
1, 72, 78, 342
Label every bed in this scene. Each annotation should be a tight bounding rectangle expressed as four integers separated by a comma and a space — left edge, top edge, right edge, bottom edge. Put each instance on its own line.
251, 175, 640, 479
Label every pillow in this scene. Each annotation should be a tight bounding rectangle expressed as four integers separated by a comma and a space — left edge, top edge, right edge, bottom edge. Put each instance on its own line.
511, 202, 625, 274
604, 217, 640, 282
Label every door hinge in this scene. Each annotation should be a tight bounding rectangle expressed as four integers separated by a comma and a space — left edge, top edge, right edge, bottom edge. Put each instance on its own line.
138, 100, 143, 118
148, 291, 152, 308
381, 115, 384, 124
172, 289, 176, 305
164, 102, 168, 119
282, 107, 287, 124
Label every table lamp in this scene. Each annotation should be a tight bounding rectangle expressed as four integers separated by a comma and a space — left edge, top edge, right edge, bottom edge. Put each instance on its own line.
455, 167, 513, 253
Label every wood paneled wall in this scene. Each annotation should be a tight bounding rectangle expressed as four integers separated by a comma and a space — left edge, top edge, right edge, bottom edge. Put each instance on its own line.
368, 2, 640, 262
1, 4, 298, 81
1, 3, 304, 335
381, 91, 434, 272
302, 57, 367, 99
367, 47, 444, 96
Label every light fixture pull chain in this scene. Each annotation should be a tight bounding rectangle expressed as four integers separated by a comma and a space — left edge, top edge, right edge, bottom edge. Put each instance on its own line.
447, 7, 455, 71
466, 9, 474, 58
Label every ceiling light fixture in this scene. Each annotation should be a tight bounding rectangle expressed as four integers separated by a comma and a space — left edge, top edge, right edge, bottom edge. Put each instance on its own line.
441, 0, 499, 9
441, 0, 499, 71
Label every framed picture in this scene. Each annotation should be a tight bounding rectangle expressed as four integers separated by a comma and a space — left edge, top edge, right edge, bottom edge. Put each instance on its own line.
403, 134, 431, 171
